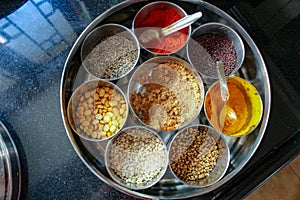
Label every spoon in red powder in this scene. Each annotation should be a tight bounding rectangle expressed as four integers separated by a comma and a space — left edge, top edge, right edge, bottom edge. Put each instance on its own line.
139, 12, 202, 43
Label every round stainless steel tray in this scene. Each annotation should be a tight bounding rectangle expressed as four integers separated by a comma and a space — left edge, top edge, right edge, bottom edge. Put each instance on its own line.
60, 0, 271, 199
0, 121, 22, 200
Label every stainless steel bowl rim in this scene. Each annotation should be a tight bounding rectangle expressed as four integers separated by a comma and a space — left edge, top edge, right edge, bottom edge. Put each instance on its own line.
104, 125, 169, 190
127, 55, 205, 132
168, 124, 230, 188
203, 76, 264, 137
67, 79, 129, 142
187, 22, 245, 79
80, 23, 140, 81
132, 1, 191, 55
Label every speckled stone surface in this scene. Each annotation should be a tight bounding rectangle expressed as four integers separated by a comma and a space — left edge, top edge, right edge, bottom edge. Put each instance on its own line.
0, 0, 299, 199
0, 0, 135, 199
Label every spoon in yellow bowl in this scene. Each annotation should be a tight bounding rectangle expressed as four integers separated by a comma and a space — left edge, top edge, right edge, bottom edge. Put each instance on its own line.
139, 12, 202, 43
216, 61, 237, 127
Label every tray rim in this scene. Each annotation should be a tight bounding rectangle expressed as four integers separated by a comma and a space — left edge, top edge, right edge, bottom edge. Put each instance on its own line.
60, 0, 271, 199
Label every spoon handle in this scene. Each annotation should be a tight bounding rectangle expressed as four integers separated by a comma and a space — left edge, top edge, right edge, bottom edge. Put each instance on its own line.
162, 12, 202, 36
217, 61, 230, 102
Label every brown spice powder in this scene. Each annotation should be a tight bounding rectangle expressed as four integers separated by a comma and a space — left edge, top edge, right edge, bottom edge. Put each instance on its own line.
130, 61, 202, 130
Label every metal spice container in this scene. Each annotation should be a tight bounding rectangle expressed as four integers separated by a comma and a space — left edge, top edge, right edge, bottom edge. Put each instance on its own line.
132, 1, 191, 55
204, 76, 263, 137
60, 0, 271, 198
105, 126, 168, 190
81, 23, 140, 81
187, 22, 245, 83
67, 79, 128, 141
192, 33, 237, 75
128, 56, 204, 131
168, 125, 229, 187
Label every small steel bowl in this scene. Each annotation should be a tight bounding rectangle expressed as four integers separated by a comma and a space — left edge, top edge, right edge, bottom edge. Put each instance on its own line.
187, 22, 245, 83
132, 1, 191, 56
168, 124, 230, 187
127, 56, 205, 132
67, 79, 129, 141
204, 76, 263, 137
81, 23, 140, 81
105, 126, 168, 190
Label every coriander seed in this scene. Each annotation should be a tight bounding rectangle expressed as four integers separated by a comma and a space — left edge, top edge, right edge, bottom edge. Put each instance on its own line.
169, 126, 220, 185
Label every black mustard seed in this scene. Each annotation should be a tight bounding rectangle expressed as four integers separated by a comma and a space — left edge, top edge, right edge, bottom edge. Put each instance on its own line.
189, 33, 237, 77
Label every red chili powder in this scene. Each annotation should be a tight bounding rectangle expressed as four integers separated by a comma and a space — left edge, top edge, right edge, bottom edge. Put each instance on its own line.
136, 7, 189, 54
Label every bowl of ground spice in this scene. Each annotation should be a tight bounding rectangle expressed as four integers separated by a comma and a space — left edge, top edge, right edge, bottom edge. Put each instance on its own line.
67, 79, 128, 141
187, 22, 245, 83
81, 23, 140, 81
132, 1, 191, 55
204, 77, 263, 137
169, 124, 229, 187
128, 56, 204, 131
105, 126, 168, 190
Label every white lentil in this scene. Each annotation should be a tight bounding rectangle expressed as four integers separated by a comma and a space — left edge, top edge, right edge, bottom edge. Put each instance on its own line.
107, 127, 167, 188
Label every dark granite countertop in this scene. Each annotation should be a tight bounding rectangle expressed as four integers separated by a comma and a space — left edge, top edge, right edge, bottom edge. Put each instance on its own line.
0, 0, 299, 199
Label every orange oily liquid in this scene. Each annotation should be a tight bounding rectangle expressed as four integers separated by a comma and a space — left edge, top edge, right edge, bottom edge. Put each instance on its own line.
205, 79, 249, 135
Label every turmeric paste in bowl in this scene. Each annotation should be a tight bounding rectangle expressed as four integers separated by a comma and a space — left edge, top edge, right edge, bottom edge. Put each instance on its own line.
204, 77, 263, 137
